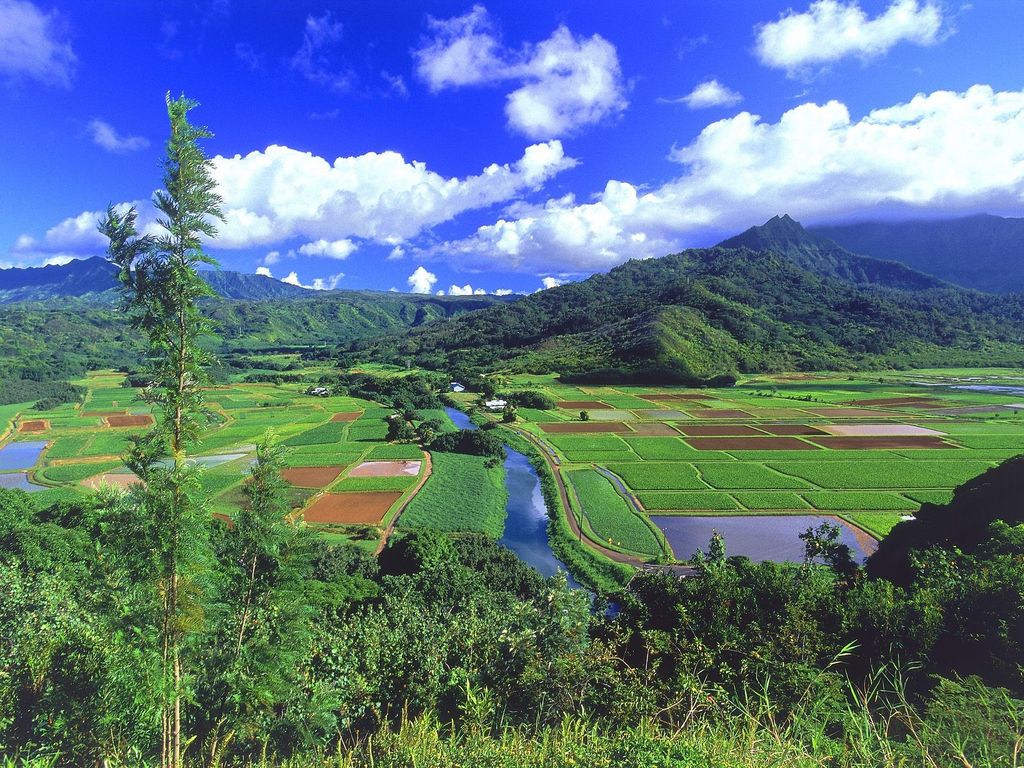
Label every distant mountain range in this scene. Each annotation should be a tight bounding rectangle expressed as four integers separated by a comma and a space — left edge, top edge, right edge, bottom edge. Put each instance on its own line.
810, 214, 1024, 294
0, 256, 312, 303
343, 216, 1024, 383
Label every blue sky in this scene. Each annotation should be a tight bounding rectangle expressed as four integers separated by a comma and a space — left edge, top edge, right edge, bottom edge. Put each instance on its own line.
1, 0, 1022, 295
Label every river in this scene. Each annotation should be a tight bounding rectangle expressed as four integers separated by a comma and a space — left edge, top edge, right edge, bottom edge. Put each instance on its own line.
444, 407, 579, 585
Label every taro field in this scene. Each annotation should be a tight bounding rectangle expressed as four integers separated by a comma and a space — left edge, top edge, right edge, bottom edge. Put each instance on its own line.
504, 370, 1024, 560
0, 369, 447, 552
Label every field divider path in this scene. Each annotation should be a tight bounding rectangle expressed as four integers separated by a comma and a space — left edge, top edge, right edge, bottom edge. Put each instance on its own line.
374, 450, 432, 555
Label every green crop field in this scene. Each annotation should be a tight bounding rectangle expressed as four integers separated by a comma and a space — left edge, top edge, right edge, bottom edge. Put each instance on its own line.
567, 469, 663, 557
638, 491, 741, 511
605, 462, 708, 490
400, 452, 507, 537
694, 463, 811, 490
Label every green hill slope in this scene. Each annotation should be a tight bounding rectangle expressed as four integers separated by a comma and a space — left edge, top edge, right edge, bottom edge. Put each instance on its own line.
344, 230, 1024, 383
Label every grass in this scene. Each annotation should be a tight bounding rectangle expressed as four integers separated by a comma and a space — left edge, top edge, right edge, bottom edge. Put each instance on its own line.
332, 475, 418, 492
44, 434, 94, 459
566, 469, 663, 557
695, 463, 812, 490
903, 490, 954, 505
623, 437, 693, 460
282, 422, 345, 446
562, 450, 642, 463
801, 492, 919, 511
638, 491, 741, 511
733, 492, 812, 510
545, 435, 633, 452
80, 432, 141, 457
842, 511, 906, 538
366, 443, 424, 460
400, 452, 507, 537
605, 462, 708, 491
769, 460, 995, 490
36, 460, 122, 484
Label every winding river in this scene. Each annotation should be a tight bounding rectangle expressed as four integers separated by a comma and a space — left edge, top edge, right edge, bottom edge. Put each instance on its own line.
444, 407, 579, 585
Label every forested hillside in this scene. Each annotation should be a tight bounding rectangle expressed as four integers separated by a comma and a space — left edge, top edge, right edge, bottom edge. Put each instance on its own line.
343, 238, 1024, 383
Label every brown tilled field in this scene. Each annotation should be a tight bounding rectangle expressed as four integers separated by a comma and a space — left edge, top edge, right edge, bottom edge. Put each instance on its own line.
759, 424, 828, 436
688, 409, 753, 419
539, 422, 631, 433
106, 414, 154, 428
630, 423, 681, 435
685, 436, 820, 451
281, 466, 346, 488
678, 425, 765, 437
809, 436, 955, 450
302, 491, 402, 524
18, 420, 48, 432
330, 412, 361, 422
348, 460, 422, 477
557, 400, 610, 410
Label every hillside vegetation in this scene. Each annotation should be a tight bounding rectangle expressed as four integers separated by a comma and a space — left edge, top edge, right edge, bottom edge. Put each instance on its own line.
344, 219, 1024, 383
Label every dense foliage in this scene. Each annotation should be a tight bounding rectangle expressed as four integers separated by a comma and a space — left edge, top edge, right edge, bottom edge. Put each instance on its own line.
343, 220, 1024, 382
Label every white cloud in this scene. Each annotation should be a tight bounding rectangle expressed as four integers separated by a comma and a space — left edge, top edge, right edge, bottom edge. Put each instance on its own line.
262, 250, 281, 265
755, 0, 943, 77
407, 266, 437, 294
541, 276, 564, 289
279, 270, 342, 291
493, 288, 513, 296
670, 80, 743, 109
290, 10, 353, 92
387, 245, 405, 260
210, 140, 574, 250
88, 119, 150, 153
255, 266, 273, 277
297, 238, 357, 259
0, 0, 76, 87
415, 5, 627, 139
435, 84, 1024, 273
447, 283, 487, 295
42, 254, 74, 267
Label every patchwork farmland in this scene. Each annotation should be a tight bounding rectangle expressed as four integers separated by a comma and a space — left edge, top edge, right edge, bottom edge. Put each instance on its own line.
496, 370, 1024, 560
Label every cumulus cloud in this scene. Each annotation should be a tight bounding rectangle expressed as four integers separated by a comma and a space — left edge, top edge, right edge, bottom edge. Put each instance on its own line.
296, 238, 357, 259
668, 80, 743, 109
415, 5, 627, 139
540, 276, 564, 289
407, 266, 437, 294
255, 266, 273, 277
210, 140, 574, 249
0, 0, 76, 87
88, 119, 150, 153
447, 283, 487, 295
435, 84, 1024, 273
493, 288, 514, 296
290, 10, 354, 92
281, 270, 342, 291
755, 0, 943, 77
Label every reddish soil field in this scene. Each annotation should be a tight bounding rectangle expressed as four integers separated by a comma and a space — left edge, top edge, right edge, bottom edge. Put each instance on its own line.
678, 425, 766, 436
848, 396, 944, 407
281, 466, 346, 488
809, 436, 955, 450
302, 491, 402, 525
106, 414, 154, 428
557, 400, 610, 409
685, 436, 820, 451
330, 412, 361, 422
630, 423, 682, 436
82, 472, 144, 490
539, 422, 631, 433
348, 460, 421, 477
759, 424, 828, 436
18, 420, 48, 432
688, 409, 752, 419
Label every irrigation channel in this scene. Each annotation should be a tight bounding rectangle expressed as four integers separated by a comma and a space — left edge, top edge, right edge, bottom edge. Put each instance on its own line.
444, 407, 580, 587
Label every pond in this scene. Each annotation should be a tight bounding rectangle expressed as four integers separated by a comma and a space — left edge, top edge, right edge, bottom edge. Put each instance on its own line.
444, 407, 578, 584
651, 514, 871, 564
0, 471, 46, 492
0, 440, 47, 472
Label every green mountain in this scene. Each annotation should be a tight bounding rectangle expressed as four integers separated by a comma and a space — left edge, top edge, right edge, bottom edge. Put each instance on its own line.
717, 214, 946, 291
343, 220, 1024, 383
810, 214, 1024, 294
0, 256, 312, 303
